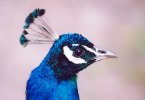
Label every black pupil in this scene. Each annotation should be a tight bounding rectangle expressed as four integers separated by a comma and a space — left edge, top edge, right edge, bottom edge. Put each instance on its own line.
74, 48, 84, 57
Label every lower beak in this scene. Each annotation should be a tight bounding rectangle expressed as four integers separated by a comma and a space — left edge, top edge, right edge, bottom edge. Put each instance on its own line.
103, 50, 117, 58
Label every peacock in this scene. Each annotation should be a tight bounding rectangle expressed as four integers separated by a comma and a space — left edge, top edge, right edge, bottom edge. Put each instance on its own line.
20, 8, 117, 100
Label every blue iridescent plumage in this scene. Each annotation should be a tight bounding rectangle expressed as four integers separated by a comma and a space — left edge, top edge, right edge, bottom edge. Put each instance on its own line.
25, 33, 96, 100
26, 63, 79, 100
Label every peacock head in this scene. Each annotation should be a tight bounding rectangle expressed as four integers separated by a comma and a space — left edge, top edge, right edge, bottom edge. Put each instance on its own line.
20, 8, 117, 80
46, 33, 116, 80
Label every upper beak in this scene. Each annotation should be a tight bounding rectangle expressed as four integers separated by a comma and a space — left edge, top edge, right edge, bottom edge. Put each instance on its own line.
94, 47, 117, 61
102, 50, 117, 58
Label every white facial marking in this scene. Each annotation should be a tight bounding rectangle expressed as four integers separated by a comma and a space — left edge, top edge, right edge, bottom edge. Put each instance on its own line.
83, 45, 97, 55
83, 45, 106, 56
72, 44, 79, 46
83, 45, 117, 61
63, 46, 87, 64
83, 45, 106, 61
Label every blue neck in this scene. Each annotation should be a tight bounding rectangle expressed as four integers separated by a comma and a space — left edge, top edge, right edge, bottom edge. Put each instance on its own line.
26, 64, 79, 100
50, 77, 79, 100
26, 44, 80, 100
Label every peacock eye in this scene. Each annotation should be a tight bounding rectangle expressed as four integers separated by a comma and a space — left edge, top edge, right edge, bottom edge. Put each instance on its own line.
73, 48, 85, 57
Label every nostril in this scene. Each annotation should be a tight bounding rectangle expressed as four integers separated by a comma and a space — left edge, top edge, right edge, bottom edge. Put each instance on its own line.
98, 50, 106, 54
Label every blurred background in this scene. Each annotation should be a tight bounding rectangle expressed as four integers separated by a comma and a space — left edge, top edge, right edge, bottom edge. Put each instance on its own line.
0, 0, 145, 100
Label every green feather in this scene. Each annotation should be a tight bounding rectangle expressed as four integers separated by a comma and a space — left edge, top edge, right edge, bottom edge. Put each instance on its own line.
20, 34, 29, 47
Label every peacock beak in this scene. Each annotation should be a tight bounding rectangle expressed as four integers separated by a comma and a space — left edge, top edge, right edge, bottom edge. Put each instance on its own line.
82, 45, 117, 62
102, 50, 117, 58
94, 47, 117, 61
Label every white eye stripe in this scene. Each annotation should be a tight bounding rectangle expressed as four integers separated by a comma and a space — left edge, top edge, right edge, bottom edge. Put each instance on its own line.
82, 45, 97, 55
63, 46, 86, 64
72, 44, 79, 46
71, 44, 97, 55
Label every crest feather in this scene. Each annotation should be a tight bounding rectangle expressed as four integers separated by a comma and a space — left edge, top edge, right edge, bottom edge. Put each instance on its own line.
20, 8, 59, 47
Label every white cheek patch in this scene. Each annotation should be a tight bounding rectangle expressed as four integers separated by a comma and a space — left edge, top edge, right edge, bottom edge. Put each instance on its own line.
63, 46, 87, 64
